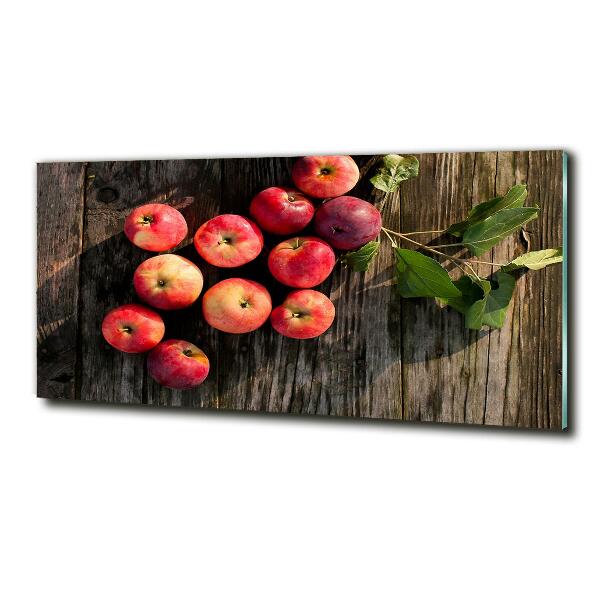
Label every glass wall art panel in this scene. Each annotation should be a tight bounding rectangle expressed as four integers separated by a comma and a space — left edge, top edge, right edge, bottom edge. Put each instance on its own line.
37, 151, 567, 429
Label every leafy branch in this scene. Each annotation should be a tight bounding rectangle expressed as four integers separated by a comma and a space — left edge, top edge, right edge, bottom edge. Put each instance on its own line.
340, 155, 563, 331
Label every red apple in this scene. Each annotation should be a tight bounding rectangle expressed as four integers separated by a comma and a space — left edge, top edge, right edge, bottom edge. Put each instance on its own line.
101, 303, 165, 353
202, 278, 272, 334
194, 214, 263, 267
124, 203, 187, 251
314, 196, 382, 250
268, 236, 335, 288
133, 254, 203, 310
270, 290, 335, 339
147, 339, 210, 389
249, 187, 315, 235
291, 155, 359, 199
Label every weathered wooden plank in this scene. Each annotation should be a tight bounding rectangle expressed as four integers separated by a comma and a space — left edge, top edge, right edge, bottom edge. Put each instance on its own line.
483, 151, 530, 426
37, 162, 85, 400
79, 160, 221, 407
300, 155, 402, 418
218, 157, 301, 413
524, 150, 563, 428
352, 156, 402, 419
142, 161, 221, 409
399, 152, 481, 423
463, 151, 497, 424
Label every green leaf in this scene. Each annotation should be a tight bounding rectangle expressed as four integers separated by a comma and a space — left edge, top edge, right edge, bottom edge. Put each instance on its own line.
447, 184, 528, 237
480, 272, 516, 328
341, 241, 380, 272
502, 248, 563, 272
465, 298, 488, 330
462, 206, 539, 256
440, 273, 515, 330
394, 248, 461, 298
370, 154, 419, 193
445, 275, 491, 316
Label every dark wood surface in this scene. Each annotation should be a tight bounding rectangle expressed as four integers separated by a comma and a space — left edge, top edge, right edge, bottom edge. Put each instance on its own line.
37, 151, 564, 428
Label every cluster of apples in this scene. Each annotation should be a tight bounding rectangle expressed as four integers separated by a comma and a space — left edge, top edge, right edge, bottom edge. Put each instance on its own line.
101, 155, 382, 389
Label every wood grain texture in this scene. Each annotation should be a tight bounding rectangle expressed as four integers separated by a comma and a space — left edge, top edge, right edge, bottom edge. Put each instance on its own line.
36, 151, 564, 428
37, 163, 85, 399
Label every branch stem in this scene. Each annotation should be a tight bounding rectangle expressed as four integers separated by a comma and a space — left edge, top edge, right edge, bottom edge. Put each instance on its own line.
381, 227, 397, 247
425, 243, 464, 249
400, 229, 446, 236
380, 227, 503, 267
463, 262, 480, 278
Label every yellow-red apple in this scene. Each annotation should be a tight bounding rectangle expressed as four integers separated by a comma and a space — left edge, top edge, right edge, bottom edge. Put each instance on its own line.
270, 290, 335, 339
202, 278, 272, 334
124, 203, 187, 251
291, 155, 359, 199
101, 303, 165, 353
133, 254, 203, 310
268, 236, 335, 288
194, 214, 263, 267
249, 187, 315, 235
147, 339, 210, 389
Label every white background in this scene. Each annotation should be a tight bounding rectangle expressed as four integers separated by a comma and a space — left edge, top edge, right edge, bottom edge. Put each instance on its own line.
0, 1, 597, 598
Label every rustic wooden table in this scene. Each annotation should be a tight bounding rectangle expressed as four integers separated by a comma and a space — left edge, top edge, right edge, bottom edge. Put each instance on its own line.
37, 151, 564, 428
